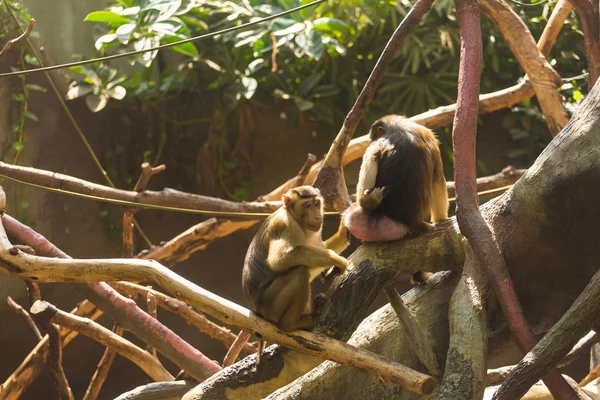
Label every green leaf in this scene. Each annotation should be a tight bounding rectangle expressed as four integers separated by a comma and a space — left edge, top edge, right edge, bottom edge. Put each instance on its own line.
11, 93, 25, 102
238, 77, 258, 99
86, 94, 108, 112
12, 123, 20, 133
311, 18, 350, 33
95, 34, 119, 50
23, 111, 39, 121
84, 11, 129, 24
246, 59, 266, 75
298, 73, 322, 96
12, 141, 24, 152
26, 83, 46, 92
24, 55, 40, 66
66, 84, 93, 100
272, 22, 305, 36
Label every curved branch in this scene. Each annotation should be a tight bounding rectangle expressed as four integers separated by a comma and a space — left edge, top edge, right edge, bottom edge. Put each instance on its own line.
481, 0, 568, 136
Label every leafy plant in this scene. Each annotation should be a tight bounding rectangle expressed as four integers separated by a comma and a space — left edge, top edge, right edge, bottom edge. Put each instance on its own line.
66, 63, 127, 112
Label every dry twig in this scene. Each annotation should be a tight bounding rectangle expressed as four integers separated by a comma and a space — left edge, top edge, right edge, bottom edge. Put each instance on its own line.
83, 323, 125, 400
0, 18, 35, 58
30, 300, 173, 382
7, 296, 42, 341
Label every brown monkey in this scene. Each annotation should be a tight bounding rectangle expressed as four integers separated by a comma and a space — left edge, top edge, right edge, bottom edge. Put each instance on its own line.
227, 185, 348, 366
343, 115, 448, 283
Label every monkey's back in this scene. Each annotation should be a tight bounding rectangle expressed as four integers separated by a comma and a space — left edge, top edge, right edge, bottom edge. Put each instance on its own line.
374, 126, 435, 228
242, 212, 286, 312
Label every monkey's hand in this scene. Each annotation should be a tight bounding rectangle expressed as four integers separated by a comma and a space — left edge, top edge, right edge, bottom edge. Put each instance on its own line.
358, 187, 386, 210
329, 250, 349, 272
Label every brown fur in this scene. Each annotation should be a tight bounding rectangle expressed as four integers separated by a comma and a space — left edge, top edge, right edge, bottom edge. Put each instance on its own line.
343, 115, 449, 284
240, 186, 348, 365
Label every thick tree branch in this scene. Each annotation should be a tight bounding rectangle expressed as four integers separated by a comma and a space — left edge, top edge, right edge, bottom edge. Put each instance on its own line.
433, 245, 488, 400
114, 380, 196, 400
452, 0, 576, 396
494, 264, 600, 398
481, 0, 568, 136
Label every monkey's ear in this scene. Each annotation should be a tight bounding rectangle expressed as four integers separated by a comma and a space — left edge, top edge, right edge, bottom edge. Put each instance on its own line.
282, 194, 291, 207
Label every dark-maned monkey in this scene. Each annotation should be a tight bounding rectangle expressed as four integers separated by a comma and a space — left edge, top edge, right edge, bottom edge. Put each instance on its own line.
238, 185, 348, 365
343, 115, 449, 283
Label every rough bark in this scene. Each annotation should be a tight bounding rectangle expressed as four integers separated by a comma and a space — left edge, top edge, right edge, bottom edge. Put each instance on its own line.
433, 246, 488, 400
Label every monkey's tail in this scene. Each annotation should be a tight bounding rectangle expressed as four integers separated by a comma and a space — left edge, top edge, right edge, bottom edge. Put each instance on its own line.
223, 330, 252, 367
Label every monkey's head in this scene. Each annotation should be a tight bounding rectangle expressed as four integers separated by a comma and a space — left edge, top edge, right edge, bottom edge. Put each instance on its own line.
368, 114, 407, 141
282, 186, 323, 232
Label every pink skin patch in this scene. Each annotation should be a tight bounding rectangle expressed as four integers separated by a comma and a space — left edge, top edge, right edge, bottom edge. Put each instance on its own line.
343, 205, 410, 242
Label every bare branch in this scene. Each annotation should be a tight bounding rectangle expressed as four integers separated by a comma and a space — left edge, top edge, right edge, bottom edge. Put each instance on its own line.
82, 323, 125, 400
0, 161, 280, 215
0, 18, 35, 58
1, 214, 222, 383
111, 282, 257, 354
434, 245, 488, 399
451, 0, 576, 395
7, 296, 42, 341
114, 380, 196, 400
45, 322, 74, 400
0, 300, 101, 400
481, 0, 568, 136
0, 224, 436, 395
383, 287, 442, 377
30, 300, 173, 382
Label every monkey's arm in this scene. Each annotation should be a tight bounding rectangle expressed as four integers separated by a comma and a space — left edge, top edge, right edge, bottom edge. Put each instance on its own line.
267, 239, 348, 272
325, 220, 350, 254
356, 148, 385, 209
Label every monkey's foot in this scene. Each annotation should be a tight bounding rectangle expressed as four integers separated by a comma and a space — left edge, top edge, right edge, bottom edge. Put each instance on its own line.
359, 187, 386, 209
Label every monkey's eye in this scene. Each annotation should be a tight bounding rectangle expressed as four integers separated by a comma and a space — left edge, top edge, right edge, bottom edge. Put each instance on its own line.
303, 202, 311, 208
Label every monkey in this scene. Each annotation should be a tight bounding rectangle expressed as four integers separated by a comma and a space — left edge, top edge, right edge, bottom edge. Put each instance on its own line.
224, 185, 349, 367
342, 115, 449, 284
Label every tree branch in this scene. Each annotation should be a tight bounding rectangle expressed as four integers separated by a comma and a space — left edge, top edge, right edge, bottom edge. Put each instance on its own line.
1, 214, 222, 383
433, 245, 488, 399
83, 323, 125, 400
30, 300, 173, 382
111, 281, 257, 354
0, 222, 436, 395
494, 264, 600, 398
7, 296, 42, 341
480, 0, 568, 136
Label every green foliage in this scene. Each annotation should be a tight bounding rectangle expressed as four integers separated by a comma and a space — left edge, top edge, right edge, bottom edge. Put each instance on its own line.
67, 63, 127, 112
74, 0, 588, 189
1, 1, 45, 164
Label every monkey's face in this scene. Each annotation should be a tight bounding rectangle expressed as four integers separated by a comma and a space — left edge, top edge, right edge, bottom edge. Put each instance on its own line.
299, 197, 323, 232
